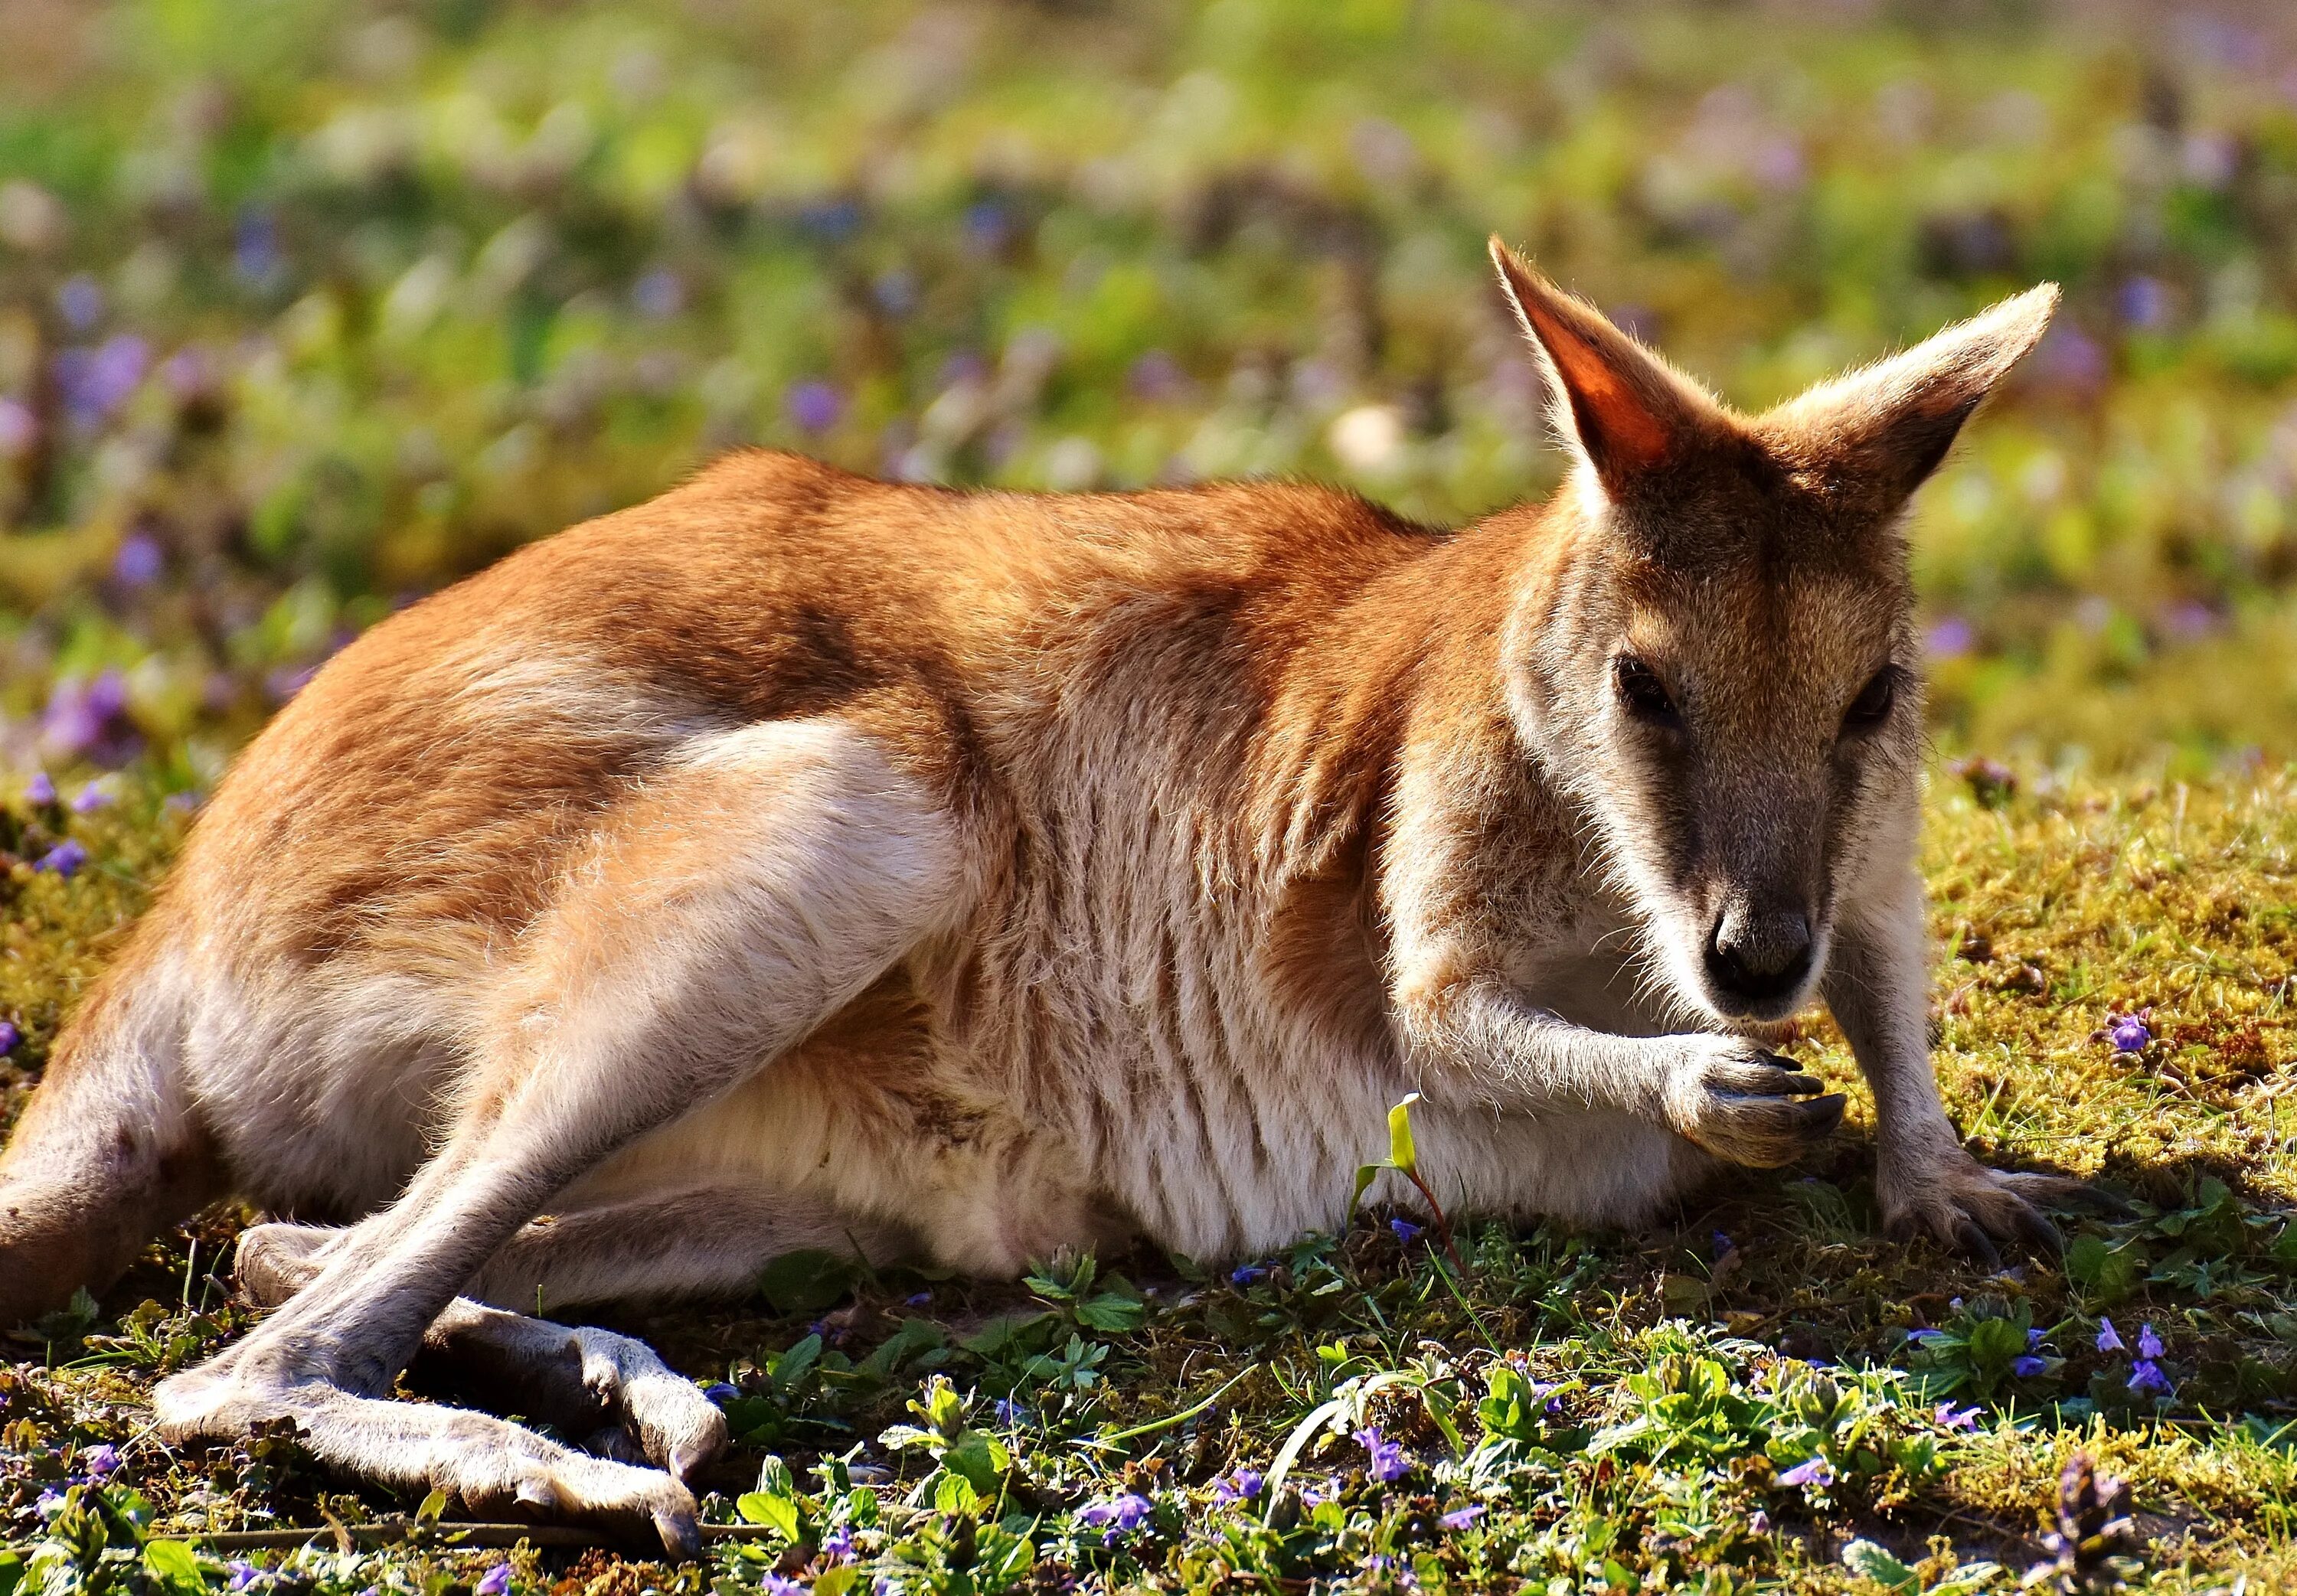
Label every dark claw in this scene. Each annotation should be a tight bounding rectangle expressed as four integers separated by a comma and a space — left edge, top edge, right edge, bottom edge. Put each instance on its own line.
654, 1507, 703, 1561
2008, 1202, 2063, 1259
1952, 1219, 2004, 1271
1795, 1093, 1848, 1137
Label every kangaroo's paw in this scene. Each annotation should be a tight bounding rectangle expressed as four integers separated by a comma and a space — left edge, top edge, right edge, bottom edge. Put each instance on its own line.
152, 1360, 701, 1555
420, 1301, 727, 1484
1665, 1036, 1846, 1168
235, 1222, 339, 1307
1880, 1150, 2076, 1266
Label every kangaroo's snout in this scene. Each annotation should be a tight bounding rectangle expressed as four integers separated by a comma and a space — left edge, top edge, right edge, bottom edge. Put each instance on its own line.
1702, 899, 1814, 1015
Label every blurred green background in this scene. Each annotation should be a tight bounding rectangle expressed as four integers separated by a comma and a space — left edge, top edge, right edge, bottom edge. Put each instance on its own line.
4, 0, 2297, 791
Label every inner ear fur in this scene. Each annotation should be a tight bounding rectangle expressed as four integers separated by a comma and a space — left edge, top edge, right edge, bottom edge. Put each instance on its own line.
1758, 284, 2059, 501
1487, 238, 1727, 498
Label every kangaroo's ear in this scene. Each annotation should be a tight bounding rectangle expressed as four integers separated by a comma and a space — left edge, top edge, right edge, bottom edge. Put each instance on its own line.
1488, 237, 1722, 498
1761, 284, 2058, 501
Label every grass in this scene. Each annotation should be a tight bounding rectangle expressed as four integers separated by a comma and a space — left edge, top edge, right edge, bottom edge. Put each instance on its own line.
2, 760, 2293, 1592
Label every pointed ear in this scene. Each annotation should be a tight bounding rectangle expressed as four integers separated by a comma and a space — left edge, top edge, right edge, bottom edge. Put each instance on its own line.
1487, 237, 1722, 498
1762, 284, 2059, 500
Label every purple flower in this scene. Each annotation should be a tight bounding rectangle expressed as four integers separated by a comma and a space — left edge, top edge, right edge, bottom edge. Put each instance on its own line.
1211, 1467, 1262, 1505
1926, 615, 1975, 659
38, 839, 87, 877
55, 335, 149, 428
905, 1291, 932, 1307
785, 379, 844, 434
2119, 275, 2169, 329
760, 1577, 805, 1596
1354, 1425, 1408, 1483
0, 1020, 17, 1055
1711, 1230, 1735, 1256
2011, 1355, 2049, 1378
225, 1561, 258, 1589
474, 1566, 511, 1596
234, 211, 281, 285
1389, 1216, 1423, 1243
1230, 1263, 1267, 1287
2096, 1319, 2125, 1354
993, 1397, 1024, 1425
1078, 1492, 1153, 1542
1935, 1402, 1982, 1431
2138, 1323, 2165, 1360
1776, 1456, 1833, 1489
822, 1523, 857, 1560
1905, 1328, 1947, 1346
1748, 1509, 1770, 1536
71, 782, 113, 814
36, 1488, 66, 1519
2129, 1359, 2172, 1396
1299, 1478, 1337, 1508
57, 274, 103, 330
2109, 1015, 2150, 1053
22, 772, 53, 805
2027, 1327, 2046, 1349
1439, 1504, 1484, 1530
83, 1444, 119, 1477
113, 533, 163, 588
702, 1382, 738, 1403
631, 269, 684, 319
0, 397, 34, 456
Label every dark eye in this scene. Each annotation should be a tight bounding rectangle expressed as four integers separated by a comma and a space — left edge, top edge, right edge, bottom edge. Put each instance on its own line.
1842, 667, 1900, 735
1613, 655, 1681, 727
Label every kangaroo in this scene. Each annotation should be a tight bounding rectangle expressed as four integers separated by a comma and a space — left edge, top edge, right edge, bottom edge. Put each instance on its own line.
0, 242, 2077, 1549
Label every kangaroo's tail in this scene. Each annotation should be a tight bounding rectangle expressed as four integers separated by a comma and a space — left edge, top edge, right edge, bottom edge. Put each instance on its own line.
0, 932, 220, 1326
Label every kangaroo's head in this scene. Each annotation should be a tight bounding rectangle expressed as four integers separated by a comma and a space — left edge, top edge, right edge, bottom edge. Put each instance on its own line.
1487, 239, 2055, 1024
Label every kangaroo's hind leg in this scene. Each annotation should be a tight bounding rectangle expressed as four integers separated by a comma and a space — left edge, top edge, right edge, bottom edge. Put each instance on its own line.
234, 1185, 911, 1473
152, 718, 968, 1552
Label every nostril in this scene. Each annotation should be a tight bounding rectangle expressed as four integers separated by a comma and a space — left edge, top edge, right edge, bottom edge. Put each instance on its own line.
1706, 909, 1815, 1001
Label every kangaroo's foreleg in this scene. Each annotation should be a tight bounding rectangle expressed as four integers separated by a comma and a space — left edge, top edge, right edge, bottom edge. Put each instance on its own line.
1400, 974, 1847, 1167
152, 720, 967, 1552
1824, 874, 2082, 1261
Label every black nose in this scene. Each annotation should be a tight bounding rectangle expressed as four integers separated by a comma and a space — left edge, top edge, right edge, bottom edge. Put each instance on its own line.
1704, 905, 1814, 1010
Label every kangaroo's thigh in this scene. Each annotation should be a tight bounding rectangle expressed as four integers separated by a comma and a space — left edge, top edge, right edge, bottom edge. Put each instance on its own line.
155, 716, 970, 1551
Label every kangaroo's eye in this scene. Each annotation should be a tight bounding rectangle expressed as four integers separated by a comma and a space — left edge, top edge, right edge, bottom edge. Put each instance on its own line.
1843, 667, 1900, 735
1613, 655, 1681, 727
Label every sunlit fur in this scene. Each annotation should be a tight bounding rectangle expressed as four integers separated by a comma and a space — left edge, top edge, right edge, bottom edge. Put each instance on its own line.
0, 246, 2074, 1544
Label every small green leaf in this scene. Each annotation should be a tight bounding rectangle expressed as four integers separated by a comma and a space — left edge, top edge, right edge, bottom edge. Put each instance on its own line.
758, 1249, 861, 1315
141, 1540, 204, 1594
416, 1489, 450, 1526
735, 1492, 802, 1542
812, 1569, 860, 1596
1841, 1538, 1920, 1592
933, 1471, 982, 1516
1075, 1293, 1145, 1332
0, 1550, 24, 1596
1387, 1092, 1421, 1174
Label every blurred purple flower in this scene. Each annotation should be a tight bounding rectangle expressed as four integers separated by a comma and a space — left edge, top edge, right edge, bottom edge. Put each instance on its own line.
1128, 349, 1191, 403
2119, 276, 2169, 329
2027, 1327, 2046, 1349
760, 1576, 804, 1596
234, 211, 281, 286
1748, 1509, 1770, 1535
474, 1565, 511, 1596
2129, 1358, 2171, 1396
2138, 1323, 2164, 1360
265, 664, 318, 705
632, 268, 685, 319
225, 1562, 257, 1589
872, 269, 918, 317
83, 1444, 119, 1477
786, 379, 844, 434
2026, 323, 2107, 396
1390, 1216, 1423, 1243
55, 335, 150, 427
798, 198, 862, 240
2161, 599, 2217, 641
1926, 615, 1975, 659
822, 1523, 857, 1560
57, 274, 103, 330
113, 532, 163, 588
2096, 1318, 2125, 1354
70, 781, 113, 814
1211, 1467, 1262, 1505
38, 839, 87, 877
1712, 1230, 1735, 1256
2011, 1354, 2049, 1378
905, 1291, 932, 1307
1354, 1425, 1407, 1483
962, 200, 1014, 256
0, 1020, 18, 1055
0, 397, 34, 456
1935, 1402, 1982, 1431
36, 1487, 67, 1519
1905, 1327, 1947, 1346
1230, 1262, 1267, 1286
1439, 1504, 1484, 1530
993, 1397, 1024, 1425
2109, 1015, 2149, 1053
25, 772, 56, 805
1776, 1456, 1833, 1489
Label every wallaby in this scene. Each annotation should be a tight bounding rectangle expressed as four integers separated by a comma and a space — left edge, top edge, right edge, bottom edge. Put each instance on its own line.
0, 241, 2080, 1549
